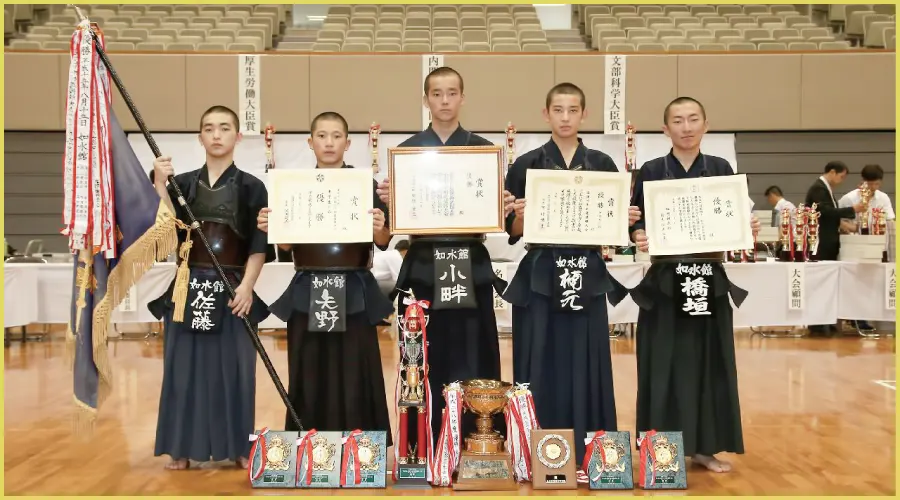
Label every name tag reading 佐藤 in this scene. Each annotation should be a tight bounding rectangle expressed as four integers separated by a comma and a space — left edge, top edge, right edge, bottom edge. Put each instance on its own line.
187, 275, 227, 333
388, 146, 505, 235
643, 174, 753, 256
266, 169, 373, 244
523, 169, 631, 247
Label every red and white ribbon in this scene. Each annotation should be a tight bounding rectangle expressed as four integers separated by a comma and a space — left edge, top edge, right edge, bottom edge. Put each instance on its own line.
247, 427, 269, 484
637, 430, 658, 488
505, 383, 539, 482
430, 382, 463, 486
340, 430, 363, 486
62, 20, 116, 256
583, 430, 608, 482
296, 429, 318, 486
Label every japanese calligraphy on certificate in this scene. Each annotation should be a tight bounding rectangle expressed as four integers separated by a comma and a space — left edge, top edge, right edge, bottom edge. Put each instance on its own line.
523, 169, 631, 246
643, 174, 753, 256
238, 54, 261, 134
388, 146, 505, 235
266, 169, 373, 244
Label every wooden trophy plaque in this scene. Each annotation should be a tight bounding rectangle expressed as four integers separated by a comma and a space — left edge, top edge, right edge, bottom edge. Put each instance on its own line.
530, 429, 578, 490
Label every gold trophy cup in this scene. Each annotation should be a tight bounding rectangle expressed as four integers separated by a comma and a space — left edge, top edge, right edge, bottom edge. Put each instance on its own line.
453, 379, 517, 491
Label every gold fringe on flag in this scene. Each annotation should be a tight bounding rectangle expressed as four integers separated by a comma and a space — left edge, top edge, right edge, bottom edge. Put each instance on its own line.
172, 225, 193, 323
75, 202, 179, 429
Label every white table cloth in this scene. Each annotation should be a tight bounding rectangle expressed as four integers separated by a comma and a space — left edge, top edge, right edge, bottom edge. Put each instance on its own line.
724, 262, 840, 328
837, 262, 896, 323
5, 260, 892, 331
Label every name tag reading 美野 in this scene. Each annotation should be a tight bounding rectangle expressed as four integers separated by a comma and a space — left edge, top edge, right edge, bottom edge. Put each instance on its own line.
308, 273, 348, 332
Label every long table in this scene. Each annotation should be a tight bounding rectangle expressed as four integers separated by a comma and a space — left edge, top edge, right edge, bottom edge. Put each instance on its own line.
4, 261, 895, 331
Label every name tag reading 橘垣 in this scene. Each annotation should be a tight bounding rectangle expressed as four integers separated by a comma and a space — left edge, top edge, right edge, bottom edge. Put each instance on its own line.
266, 169, 373, 245
387, 146, 505, 235
674, 263, 716, 319
308, 273, 347, 333
523, 169, 631, 247
432, 246, 476, 310
187, 275, 227, 333
643, 174, 753, 256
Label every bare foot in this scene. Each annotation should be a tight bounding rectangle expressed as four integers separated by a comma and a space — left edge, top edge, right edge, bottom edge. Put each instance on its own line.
236, 457, 249, 469
165, 458, 189, 470
693, 454, 732, 473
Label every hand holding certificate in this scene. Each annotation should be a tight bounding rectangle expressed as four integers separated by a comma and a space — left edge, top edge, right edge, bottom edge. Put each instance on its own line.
643, 174, 753, 256
266, 169, 374, 244
523, 169, 632, 246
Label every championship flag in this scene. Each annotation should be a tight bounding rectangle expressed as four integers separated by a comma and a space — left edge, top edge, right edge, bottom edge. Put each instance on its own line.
64, 21, 179, 430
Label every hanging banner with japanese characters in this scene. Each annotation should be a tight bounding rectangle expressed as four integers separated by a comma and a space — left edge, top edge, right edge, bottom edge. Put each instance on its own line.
432, 246, 476, 310
885, 266, 895, 310
188, 275, 227, 333
492, 262, 508, 312
308, 273, 347, 333
422, 54, 444, 128
643, 174, 753, 256
553, 253, 588, 313
674, 263, 715, 318
603, 55, 626, 134
238, 54, 261, 135
266, 169, 374, 244
787, 264, 804, 310
116, 287, 137, 313
523, 169, 631, 246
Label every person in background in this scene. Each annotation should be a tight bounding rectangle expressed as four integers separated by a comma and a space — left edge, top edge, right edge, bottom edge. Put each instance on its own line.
804, 161, 866, 336
838, 164, 895, 331
765, 185, 796, 216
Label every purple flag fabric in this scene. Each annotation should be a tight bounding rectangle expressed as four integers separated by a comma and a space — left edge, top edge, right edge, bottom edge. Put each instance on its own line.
69, 108, 178, 429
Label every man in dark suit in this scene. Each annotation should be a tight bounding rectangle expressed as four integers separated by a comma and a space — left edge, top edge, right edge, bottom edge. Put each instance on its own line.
804, 161, 864, 335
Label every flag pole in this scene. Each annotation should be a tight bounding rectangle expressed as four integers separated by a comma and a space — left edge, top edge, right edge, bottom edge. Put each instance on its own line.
69, 7, 304, 432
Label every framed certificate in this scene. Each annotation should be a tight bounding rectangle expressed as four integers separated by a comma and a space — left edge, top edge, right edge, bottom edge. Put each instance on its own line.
388, 146, 505, 235
643, 173, 753, 256
523, 169, 631, 246
266, 168, 373, 244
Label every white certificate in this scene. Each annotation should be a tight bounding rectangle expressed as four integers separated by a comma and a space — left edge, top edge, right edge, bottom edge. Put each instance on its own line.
388, 146, 505, 235
644, 174, 753, 255
523, 169, 631, 246
266, 169, 373, 244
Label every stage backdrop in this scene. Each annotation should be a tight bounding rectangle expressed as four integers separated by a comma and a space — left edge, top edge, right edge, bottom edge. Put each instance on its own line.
128, 132, 739, 183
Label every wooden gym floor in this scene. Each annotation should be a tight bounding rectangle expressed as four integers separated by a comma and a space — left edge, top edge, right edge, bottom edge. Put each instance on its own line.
3, 326, 896, 495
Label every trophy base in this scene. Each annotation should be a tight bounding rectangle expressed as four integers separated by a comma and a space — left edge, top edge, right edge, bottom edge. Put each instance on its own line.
452, 451, 517, 491
393, 463, 431, 489
465, 433, 505, 454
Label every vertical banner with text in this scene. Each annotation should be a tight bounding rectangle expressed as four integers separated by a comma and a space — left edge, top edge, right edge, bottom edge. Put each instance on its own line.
239, 54, 262, 135
421, 54, 444, 128
787, 264, 804, 310
604, 54, 626, 134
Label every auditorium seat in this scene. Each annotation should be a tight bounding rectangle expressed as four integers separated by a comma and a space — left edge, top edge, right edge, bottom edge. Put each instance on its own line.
3, 4, 894, 53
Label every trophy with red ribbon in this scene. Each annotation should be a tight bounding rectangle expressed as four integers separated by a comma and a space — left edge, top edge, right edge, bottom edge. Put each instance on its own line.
793, 203, 808, 262
637, 431, 687, 490
505, 122, 516, 169
369, 122, 381, 174
858, 182, 872, 234
806, 203, 819, 262
393, 291, 433, 487
778, 208, 793, 261
625, 122, 636, 172
264, 123, 275, 173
